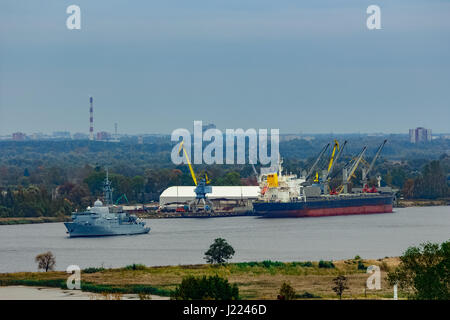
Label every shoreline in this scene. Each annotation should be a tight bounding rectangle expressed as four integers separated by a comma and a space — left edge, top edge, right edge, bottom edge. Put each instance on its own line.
0, 216, 70, 226
395, 199, 449, 208
1, 200, 448, 225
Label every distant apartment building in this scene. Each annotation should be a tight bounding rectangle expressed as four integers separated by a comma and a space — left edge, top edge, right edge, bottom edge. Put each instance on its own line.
96, 131, 110, 141
12, 132, 26, 141
409, 127, 432, 143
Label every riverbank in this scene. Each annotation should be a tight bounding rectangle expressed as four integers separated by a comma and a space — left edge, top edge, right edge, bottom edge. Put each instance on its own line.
2, 200, 448, 225
0, 216, 70, 225
396, 199, 449, 208
0, 257, 402, 300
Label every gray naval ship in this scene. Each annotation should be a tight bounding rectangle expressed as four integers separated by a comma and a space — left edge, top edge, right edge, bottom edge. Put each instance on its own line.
64, 173, 150, 237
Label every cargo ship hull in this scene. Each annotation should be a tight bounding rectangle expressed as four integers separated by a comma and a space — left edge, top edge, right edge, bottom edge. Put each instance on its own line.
253, 195, 393, 218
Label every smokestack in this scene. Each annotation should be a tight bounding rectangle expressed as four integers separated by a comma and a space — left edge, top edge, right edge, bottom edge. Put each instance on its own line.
89, 97, 94, 141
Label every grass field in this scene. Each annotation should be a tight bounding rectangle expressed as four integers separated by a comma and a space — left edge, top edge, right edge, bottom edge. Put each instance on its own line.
0, 257, 403, 299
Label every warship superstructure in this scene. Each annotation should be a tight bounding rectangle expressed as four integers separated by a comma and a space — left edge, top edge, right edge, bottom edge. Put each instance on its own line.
64, 172, 150, 237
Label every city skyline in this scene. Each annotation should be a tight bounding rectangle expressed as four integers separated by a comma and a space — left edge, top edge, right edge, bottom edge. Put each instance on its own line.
1, 1, 450, 135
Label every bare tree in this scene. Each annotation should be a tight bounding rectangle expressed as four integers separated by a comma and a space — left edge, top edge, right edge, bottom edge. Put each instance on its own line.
35, 251, 56, 272
332, 275, 349, 300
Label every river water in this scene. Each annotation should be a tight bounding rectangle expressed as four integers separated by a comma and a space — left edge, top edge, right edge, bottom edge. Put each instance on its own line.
0, 206, 449, 273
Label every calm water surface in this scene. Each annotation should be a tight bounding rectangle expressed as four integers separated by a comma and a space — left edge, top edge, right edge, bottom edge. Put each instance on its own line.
0, 206, 449, 272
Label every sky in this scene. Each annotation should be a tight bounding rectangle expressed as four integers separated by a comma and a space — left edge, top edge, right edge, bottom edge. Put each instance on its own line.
1, 0, 449, 135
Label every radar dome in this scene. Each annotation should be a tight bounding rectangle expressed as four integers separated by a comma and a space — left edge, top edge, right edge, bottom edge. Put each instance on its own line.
94, 199, 103, 207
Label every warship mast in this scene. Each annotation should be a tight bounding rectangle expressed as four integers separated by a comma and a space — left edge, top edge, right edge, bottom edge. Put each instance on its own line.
103, 169, 113, 205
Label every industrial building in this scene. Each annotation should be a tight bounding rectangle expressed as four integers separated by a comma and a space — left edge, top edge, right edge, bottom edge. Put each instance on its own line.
159, 186, 260, 212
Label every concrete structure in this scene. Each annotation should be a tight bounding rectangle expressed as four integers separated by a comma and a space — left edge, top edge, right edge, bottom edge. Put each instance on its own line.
159, 186, 260, 207
409, 127, 432, 143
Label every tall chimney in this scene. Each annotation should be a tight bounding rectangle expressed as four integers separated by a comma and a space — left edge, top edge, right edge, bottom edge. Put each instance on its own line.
89, 97, 94, 141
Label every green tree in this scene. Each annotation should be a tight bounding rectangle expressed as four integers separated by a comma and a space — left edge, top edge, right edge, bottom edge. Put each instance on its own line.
171, 275, 239, 300
214, 171, 241, 186
84, 171, 107, 195
204, 238, 235, 264
131, 175, 145, 201
387, 240, 450, 300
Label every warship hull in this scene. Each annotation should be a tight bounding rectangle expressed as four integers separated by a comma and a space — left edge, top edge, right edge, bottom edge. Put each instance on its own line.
64, 222, 150, 237
253, 194, 393, 218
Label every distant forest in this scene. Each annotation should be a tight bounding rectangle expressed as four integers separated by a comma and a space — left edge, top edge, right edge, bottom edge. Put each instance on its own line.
0, 135, 449, 218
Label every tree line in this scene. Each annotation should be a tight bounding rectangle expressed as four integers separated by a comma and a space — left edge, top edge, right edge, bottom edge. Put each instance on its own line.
0, 141, 448, 218
0, 165, 247, 218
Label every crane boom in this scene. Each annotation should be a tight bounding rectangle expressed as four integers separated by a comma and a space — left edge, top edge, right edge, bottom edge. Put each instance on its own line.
336, 146, 367, 194
305, 143, 330, 181
325, 140, 347, 181
362, 139, 387, 182
327, 140, 340, 172
178, 141, 197, 186
347, 146, 367, 182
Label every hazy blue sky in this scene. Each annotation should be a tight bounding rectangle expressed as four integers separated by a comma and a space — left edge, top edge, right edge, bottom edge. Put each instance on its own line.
1, 0, 449, 135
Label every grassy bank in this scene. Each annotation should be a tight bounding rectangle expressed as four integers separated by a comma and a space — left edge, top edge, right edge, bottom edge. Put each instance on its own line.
0, 257, 402, 299
0, 216, 70, 225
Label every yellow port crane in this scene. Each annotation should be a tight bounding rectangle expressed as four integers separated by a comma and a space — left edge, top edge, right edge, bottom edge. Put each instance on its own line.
178, 141, 213, 213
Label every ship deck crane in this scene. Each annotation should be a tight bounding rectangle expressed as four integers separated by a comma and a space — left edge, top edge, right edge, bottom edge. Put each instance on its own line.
361, 140, 387, 188
178, 141, 213, 213
304, 143, 330, 183
327, 140, 340, 173
324, 140, 347, 194
326, 140, 347, 180
337, 146, 367, 194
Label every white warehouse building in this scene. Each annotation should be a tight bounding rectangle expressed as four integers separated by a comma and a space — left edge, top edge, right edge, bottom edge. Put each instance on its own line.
159, 186, 260, 206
